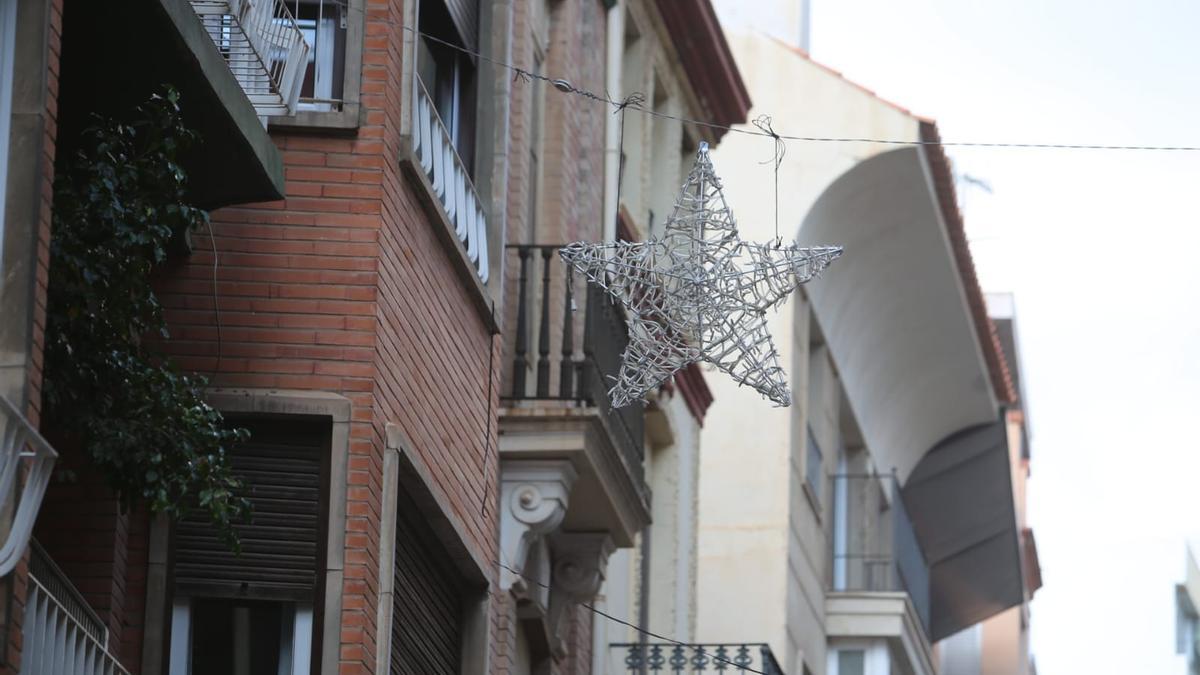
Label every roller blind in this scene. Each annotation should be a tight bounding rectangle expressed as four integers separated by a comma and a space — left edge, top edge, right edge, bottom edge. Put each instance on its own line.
390, 488, 465, 675
174, 417, 329, 601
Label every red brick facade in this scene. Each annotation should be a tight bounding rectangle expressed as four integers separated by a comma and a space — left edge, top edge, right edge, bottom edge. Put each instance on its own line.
7, 0, 744, 672
1, 0, 63, 670
150, 1, 501, 671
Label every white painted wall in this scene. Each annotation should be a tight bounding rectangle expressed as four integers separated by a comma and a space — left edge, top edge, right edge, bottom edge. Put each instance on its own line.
592, 387, 703, 674
696, 27, 921, 675
646, 388, 702, 639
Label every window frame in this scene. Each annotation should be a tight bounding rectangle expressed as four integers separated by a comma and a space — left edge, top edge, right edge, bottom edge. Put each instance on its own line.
168, 413, 332, 675
376, 424, 491, 675
149, 392, 352, 675
269, 0, 365, 131
397, 0, 498, 330
169, 596, 315, 675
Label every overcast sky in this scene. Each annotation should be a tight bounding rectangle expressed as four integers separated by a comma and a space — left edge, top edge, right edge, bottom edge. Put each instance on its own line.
796, 0, 1200, 672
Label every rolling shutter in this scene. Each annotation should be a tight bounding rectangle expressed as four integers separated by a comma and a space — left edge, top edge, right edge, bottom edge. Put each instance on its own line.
390, 489, 465, 675
174, 417, 328, 600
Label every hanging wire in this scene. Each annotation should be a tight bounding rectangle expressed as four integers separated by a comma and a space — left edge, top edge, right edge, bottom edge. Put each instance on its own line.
366, 15, 1200, 152
205, 220, 224, 378
494, 553, 772, 675
751, 115, 787, 247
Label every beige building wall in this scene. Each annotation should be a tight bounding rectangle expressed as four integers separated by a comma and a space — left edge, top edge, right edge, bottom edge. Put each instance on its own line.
589, 1, 726, 671
697, 20, 920, 675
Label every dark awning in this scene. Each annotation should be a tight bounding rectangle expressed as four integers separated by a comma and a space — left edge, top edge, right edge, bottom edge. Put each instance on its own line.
902, 422, 1024, 641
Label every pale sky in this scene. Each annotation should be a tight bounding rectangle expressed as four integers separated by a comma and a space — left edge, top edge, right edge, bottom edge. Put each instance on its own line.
799, 1, 1200, 672
709, 1, 1200, 670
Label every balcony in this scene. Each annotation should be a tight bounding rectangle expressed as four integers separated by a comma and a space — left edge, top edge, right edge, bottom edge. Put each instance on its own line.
20, 541, 129, 675
188, 0, 310, 116
410, 77, 491, 283
56, 0, 292, 208
831, 474, 931, 629
609, 642, 783, 674
827, 473, 933, 675
0, 395, 57, 578
499, 245, 649, 547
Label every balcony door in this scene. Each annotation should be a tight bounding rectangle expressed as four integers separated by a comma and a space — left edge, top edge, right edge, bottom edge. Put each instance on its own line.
416, 0, 478, 175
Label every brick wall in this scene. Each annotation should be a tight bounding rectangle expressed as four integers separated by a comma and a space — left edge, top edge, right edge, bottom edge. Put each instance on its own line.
150, 0, 500, 672
495, 1, 610, 673
0, 0, 64, 670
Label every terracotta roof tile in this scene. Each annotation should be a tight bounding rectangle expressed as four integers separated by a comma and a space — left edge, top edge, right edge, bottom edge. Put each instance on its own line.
919, 121, 1018, 406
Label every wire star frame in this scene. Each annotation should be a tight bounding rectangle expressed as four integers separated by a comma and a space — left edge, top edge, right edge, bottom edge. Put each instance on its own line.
560, 143, 843, 408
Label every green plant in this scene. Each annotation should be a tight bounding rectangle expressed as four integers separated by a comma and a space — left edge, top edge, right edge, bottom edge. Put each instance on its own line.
44, 87, 250, 548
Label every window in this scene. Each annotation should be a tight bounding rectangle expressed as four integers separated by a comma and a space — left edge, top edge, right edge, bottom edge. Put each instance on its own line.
648, 77, 679, 237
286, 0, 348, 110
417, 0, 480, 173
836, 649, 865, 675
805, 427, 823, 500
618, 16, 645, 219
170, 417, 330, 675
524, 0, 549, 242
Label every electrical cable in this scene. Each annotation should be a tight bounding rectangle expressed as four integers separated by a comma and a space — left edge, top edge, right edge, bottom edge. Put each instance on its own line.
494, 555, 772, 675
205, 220, 224, 378
402, 22, 1200, 153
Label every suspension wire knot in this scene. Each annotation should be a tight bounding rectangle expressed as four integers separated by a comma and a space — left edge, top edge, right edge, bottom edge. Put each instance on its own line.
614, 92, 646, 114
752, 115, 788, 247
512, 68, 532, 84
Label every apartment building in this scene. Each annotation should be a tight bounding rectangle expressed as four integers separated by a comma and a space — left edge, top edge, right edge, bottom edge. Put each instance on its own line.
495, 1, 760, 673
0, 0, 754, 674
3, 0, 502, 673
698, 6, 1035, 675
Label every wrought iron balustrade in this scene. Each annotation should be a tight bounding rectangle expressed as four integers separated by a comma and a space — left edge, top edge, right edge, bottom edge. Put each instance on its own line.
611, 642, 783, 674
188, 0, 310, 116
830, 473, 932, 633
21, 540, 129, 674
412, 77, 490, 282
505, 244, 645, 482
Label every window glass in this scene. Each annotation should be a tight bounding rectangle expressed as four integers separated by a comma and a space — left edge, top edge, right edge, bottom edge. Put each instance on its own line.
281, 0, 348, 110
806, 427, 823, 499
417, 0, 478, 171
190, 598, 288, 674
837, 649, 866, 675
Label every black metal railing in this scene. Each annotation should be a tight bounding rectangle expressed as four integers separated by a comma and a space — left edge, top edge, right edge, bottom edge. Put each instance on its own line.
830, 473, 932, 633
612, 643, 784, 674
505, 244, 645, 481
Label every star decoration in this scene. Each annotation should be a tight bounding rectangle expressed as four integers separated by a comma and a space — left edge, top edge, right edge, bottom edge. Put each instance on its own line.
560, 143, 842, 408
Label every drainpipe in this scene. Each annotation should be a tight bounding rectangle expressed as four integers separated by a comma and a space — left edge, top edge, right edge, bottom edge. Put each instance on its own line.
638, 525, 652, 674
601, 1, 624, 243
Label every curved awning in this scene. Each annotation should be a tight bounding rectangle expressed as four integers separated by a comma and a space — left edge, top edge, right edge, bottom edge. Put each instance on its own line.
797, 146, 999, 482
902, 422, 1024, 641
800, 145, 1025, 641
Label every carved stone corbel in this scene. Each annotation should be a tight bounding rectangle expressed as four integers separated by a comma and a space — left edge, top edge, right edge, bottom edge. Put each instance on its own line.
547, 532, 616, 651
499, 460, 578, 592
